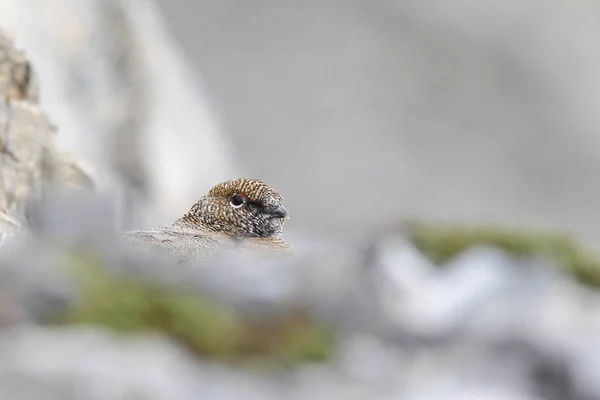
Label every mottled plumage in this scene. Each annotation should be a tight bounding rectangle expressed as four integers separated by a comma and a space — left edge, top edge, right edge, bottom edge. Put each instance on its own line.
122, 178, 293, 262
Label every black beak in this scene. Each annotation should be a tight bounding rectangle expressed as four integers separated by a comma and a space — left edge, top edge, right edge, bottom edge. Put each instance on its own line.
270, 205, 288, 219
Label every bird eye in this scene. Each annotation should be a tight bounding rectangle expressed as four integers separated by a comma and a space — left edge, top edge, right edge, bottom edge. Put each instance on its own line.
230, 193, 246, 208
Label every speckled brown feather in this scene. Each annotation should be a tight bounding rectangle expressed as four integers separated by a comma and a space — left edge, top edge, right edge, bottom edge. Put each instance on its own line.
122, 178, 293, 263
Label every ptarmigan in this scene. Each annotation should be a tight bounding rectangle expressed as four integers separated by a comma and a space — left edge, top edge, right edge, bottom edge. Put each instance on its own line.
122, 178, 293, 262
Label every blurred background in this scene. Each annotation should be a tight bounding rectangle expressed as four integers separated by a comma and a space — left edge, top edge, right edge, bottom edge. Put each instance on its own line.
156, 0, 600, 246
3, 0, 600, 247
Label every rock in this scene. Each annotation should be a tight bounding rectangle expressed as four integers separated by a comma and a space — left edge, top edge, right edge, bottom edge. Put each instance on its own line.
0, 209, 23, 244
0, 28, 38, 102
0, 0, 239, 230
0, 30, 95, 244
0, 327, 205, 400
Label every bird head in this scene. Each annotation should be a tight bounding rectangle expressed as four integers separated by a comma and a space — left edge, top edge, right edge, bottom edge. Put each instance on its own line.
182, 178, 289, 238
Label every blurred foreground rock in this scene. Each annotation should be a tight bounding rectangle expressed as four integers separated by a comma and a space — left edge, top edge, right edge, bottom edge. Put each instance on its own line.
3, 193, 600, 399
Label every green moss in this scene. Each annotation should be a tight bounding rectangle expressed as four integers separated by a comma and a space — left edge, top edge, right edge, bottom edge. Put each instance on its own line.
57, 251, 335, 363
241, 311, 335, 363
405, 221, 600, 287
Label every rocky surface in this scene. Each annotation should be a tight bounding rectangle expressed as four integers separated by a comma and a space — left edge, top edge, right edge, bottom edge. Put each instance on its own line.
0, 31, 94, 243
0, 210, 22, 245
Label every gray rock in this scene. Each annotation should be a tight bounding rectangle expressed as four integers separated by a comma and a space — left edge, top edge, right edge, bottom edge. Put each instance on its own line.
0, 243, 74, 326
0, 32, 95, 244
0, 210, 23, 244
0, 327, 204, 400
0, 0, 239, 231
